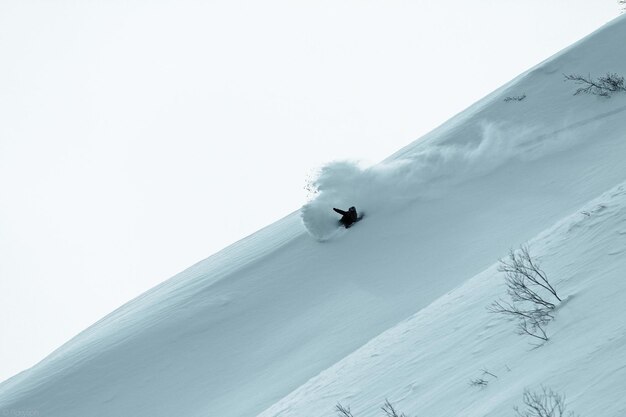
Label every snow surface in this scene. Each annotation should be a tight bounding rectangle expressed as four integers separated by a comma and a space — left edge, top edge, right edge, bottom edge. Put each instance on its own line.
3, 14, 626, 417
266, 182, 626, 417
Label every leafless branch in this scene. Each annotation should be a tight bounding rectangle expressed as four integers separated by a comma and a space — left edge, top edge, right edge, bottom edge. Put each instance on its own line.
488, 299, 550, 342
469, 378, 489, 388
499, 246, 561, 305
336, 403, 355, 417
488, 246, 563, 343
481, 368, 498, 379
504, 94, 527, 102
564, 73, 626, 97
514, 387, 578, 417
381, 399, 409, 417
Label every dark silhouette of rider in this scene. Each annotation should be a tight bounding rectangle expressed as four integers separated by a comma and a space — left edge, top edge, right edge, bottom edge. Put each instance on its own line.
333, 206, 358, 228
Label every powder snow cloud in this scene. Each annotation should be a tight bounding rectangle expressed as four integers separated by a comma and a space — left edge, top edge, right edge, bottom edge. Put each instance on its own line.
300, 120, 582, 240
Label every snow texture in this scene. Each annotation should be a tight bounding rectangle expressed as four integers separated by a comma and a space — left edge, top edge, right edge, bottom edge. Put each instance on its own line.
3, 13, 626, 417
264, 182, 626, 417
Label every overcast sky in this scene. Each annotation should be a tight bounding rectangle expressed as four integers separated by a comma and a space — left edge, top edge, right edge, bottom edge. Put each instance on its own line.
0, 1, 619, 383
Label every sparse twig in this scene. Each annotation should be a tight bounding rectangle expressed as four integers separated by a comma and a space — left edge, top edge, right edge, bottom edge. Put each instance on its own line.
381, 399, 408, 417
564, 72, 626, 97
499, 246, 561, 304
336, 403, 355, 417
336, 400, 411, 417
514, 386, 578, 417
469, 378, 489, 388
488, 246, 563, 343
504, 94, 527, 102
489, 295, 550, 343
470, 368, 498, 389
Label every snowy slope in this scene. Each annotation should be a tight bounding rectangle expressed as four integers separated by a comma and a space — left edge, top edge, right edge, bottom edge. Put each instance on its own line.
262, 183, 626, 417
3, 14, 626, 417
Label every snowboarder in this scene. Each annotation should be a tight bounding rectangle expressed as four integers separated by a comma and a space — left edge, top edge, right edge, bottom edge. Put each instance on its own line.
333, 206, 359, 228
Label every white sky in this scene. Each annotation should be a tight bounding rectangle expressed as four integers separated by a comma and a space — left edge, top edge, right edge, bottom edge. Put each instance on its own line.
0, 1, 619, 383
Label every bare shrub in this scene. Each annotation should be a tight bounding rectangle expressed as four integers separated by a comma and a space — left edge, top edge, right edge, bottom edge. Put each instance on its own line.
515, 387, 578, 417
469, 368, 498, 389
381, 399, 409, 417
504, 94, 527, 102
335, 400, 410, 417
489, 246, 562, 344
489, 300, 551, 342
499, 246, 561, 306
469, 378, 489, 388
336, 403, 355, 417
564, 73, 626, 97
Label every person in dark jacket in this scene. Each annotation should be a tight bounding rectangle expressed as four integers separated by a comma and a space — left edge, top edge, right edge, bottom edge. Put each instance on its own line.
333, 206, 359, 228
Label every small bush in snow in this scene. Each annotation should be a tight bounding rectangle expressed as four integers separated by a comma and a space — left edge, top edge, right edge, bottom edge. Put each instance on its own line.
564, 72, 626, 97
504, 94, 527, 102
469, 368, 498, 389
620, 0, 626, 13
381, 399, 409, 417
469, 377, 489, 388
515, 386, 578, 417
335, 400, 410, 417
488, 246, 562, 344
336, 403, 355, 417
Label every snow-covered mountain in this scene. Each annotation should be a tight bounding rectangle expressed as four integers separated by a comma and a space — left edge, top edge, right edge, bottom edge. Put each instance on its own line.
3, 14, 626, 417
